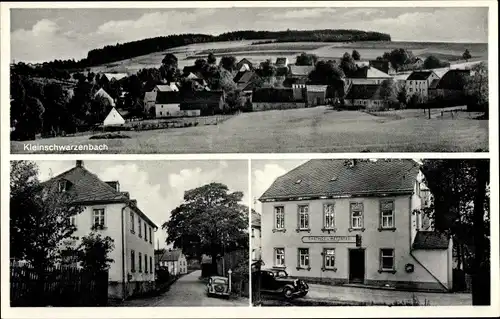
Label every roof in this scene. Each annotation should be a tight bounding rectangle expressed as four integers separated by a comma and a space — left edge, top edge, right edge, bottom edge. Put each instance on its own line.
41, 163, 157, 228
355, 61, 370, 67
157, 249, 183, 262
181, 91, 224, 105
156, 91, 181, 104
412, 231, 449, 250
435, 69, 471, 90
429, 79, 440, 89
234, 71, 254, 84
306, 85, 327, 93
116, 108, 131, 119
348, 67, 392, 79
94, 88, 115, 106
407, 71, 435, 81
260, 159, 419, 201
252, 88, 294, 103
239, 64, 251, 72
345, 84, 384, 100
144, 91, 157, 102
289, 65, 315, 77
237, 58, 253, 68
276, 57, 288, 65
369, 60, 394, 74
251, 211, 261, 227
156, 85, 174, 92
103, 73, 128, 81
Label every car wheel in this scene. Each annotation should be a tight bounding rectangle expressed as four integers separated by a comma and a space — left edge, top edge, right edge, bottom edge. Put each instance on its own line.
283, 287, 294, 299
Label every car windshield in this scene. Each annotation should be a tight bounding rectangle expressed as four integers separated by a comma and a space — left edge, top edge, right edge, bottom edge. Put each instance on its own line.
213, 278, 227, 284
274, 270, 288, 278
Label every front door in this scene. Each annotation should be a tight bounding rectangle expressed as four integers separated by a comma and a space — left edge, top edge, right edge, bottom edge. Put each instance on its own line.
349, 249, 365, 283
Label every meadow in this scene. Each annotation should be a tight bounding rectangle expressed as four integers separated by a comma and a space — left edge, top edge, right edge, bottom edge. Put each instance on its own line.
11, 107, 488, 154
88, 40, 487, 74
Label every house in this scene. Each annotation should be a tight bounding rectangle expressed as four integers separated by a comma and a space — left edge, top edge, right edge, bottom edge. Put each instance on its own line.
43, 160, 157, 299
252, 88, 305, 111
344, 84, 389, 110
236, 58, 253, 72
291, 83, 307, 101
155, 91, 191, 118
275, 57, 289, 67
345, 67, 393, 93
156, 249, 188, 276
252, 211, 262, 262
289, 65, 315, 79
94, 88, 115, 107
369, 60, 397, 75
239, 63, 251, 72
259, 159, 453, 292
180, 91, 225, 116
102, 73, 128, 82
306, 85, 328, 106
143, 91, 157, 116
428, 69, 471, 102
103, 107, 126, 126
404, 71, 440, 102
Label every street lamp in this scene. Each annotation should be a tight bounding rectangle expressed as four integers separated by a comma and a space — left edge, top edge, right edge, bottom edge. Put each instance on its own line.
228, 269, 232, 293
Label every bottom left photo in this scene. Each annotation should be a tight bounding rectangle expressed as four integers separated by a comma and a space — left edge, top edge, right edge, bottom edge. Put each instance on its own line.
9, 159, 250, 307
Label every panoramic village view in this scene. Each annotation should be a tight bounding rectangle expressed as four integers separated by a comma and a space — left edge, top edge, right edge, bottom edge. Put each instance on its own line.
9, 7, 489, 153
10, 160, 250, 306
251, 159, 491, 306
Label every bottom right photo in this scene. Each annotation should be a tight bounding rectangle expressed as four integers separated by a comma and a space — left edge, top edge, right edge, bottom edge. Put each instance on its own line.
250, 158, 490, 307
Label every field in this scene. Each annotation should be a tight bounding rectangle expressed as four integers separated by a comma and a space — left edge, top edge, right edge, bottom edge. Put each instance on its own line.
89, 40, 488, 75
11, 107, 488, 154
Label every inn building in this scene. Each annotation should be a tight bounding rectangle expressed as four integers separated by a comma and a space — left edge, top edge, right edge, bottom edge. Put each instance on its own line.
259, 159, 453, 292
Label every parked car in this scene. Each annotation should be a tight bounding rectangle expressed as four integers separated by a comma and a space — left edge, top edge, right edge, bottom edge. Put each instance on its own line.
254, 268, 309, 299
206, 276, 230, 298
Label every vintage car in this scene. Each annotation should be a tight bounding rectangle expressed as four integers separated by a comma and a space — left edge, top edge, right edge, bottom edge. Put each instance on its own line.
253, 268, 309, 299
206, 276, 230, 298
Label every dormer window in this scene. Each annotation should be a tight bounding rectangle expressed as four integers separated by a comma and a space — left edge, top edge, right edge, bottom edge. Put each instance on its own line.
58, 180, 68, 193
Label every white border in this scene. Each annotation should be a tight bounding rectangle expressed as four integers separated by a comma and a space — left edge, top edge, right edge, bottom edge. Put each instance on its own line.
1, 1, 499, 318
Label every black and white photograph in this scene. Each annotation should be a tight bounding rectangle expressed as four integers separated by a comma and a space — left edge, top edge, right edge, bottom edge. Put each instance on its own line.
8, 6, 489, 154
251, 158, 491, 306
9, 159, 250, 307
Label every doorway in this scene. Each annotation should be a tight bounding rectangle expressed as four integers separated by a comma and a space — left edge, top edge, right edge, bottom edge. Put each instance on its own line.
349, 249, 365, 283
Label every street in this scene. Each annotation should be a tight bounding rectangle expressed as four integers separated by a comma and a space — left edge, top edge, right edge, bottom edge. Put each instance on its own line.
114, 270, 249, 307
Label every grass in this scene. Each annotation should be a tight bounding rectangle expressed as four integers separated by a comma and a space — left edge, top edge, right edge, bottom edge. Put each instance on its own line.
11, 107, 488, 154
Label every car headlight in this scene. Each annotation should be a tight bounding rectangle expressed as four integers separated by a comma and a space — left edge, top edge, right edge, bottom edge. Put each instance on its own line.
294, 279, 298, 286
209, 278, 212, 285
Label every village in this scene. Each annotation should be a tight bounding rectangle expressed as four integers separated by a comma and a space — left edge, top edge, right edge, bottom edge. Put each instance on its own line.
10, 44, 488, 153
9, 160, 250, 307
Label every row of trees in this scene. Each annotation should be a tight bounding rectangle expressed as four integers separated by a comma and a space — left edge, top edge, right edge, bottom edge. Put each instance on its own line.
10, 161, 115, 275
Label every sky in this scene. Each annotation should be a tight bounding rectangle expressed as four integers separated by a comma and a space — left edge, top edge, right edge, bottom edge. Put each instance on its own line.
11, 7, 489, 63
34, 160, 249, 249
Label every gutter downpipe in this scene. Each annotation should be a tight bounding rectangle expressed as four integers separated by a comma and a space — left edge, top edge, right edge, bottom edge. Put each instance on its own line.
408, 196, 449, 292
121, 203, 129, 301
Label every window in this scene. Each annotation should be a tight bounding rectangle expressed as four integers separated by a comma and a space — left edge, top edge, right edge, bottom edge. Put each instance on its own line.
323, 204, 335, 229
350, 203, 363, 230
409, 88, 413, 92
131, 250, 136, 272
58, 180, 67, 192
92, 209, 105, 228
160, 111, 162, 116
298, 205, 309, 230
149, 227, 152, 244
274, 206, 285, 230
298, 248, 309, 268
275, 248, 285, 266
251, 228, 255, 237
145, 254, 148, 273
68, 215, 77, 227
380, 249, 395, 272
139, 252, 142, 272
380, 200, 395, 229
323, 249, 335, 269
150, 257, 153, 273
130, 212, 135, 233
138, 219, 142, 237
144, 222, 147, 242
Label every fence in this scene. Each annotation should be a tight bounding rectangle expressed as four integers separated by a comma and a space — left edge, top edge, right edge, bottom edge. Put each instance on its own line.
216, 250, 250, 297
10, 265, 108, 307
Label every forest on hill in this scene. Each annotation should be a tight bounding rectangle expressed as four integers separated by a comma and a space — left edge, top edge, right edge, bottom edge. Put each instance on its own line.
17, 29, 391, 71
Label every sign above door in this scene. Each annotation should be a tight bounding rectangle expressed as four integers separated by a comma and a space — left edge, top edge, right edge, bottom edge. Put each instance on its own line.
301, 235, 357, 243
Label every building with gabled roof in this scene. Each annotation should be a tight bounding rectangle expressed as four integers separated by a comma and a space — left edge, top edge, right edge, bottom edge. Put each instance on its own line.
42, 160, 157, 299
102, 73, 128, 82
404, 71, 440, 102
344, 84, 389, 110
155, 249, 187, 276
259, 159, 452, 292
94, 88, 115, 107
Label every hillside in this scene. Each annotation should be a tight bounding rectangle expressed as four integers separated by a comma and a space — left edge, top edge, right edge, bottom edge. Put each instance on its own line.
28, 29, 391, 71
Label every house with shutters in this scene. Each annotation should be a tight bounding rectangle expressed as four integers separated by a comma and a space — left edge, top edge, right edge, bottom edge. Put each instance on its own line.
258, 159, 453, 292
42, 160, 158, 300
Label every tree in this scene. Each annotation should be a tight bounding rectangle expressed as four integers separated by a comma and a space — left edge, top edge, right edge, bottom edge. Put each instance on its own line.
195, 58, 208, 71
423, 55, 445, 69
162, 183, 248, 273
396, 84, 408, 107
220, 56, 237, 72
10, 161, 82, 270
379, 79, 395, 105
162, 53, 178, 69
381, 48, 415, 71
352, 50, 361, 61
462, 49, 472, 61
417, 159, 490, 305
465, 62, 488, 112
295, 52, 318, 66
308, 60, 345, 98
77, 232, 115, 274
259, 59, 277, 78
207, 52, 217, 65
340, 52, 357, 76
41, 83, 69, 137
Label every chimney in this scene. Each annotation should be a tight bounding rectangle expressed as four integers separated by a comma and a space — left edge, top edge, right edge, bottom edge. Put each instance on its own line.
76, 160, 83, 167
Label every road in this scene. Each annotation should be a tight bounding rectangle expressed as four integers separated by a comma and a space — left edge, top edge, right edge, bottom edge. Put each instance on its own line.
115, 270, 248, 307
